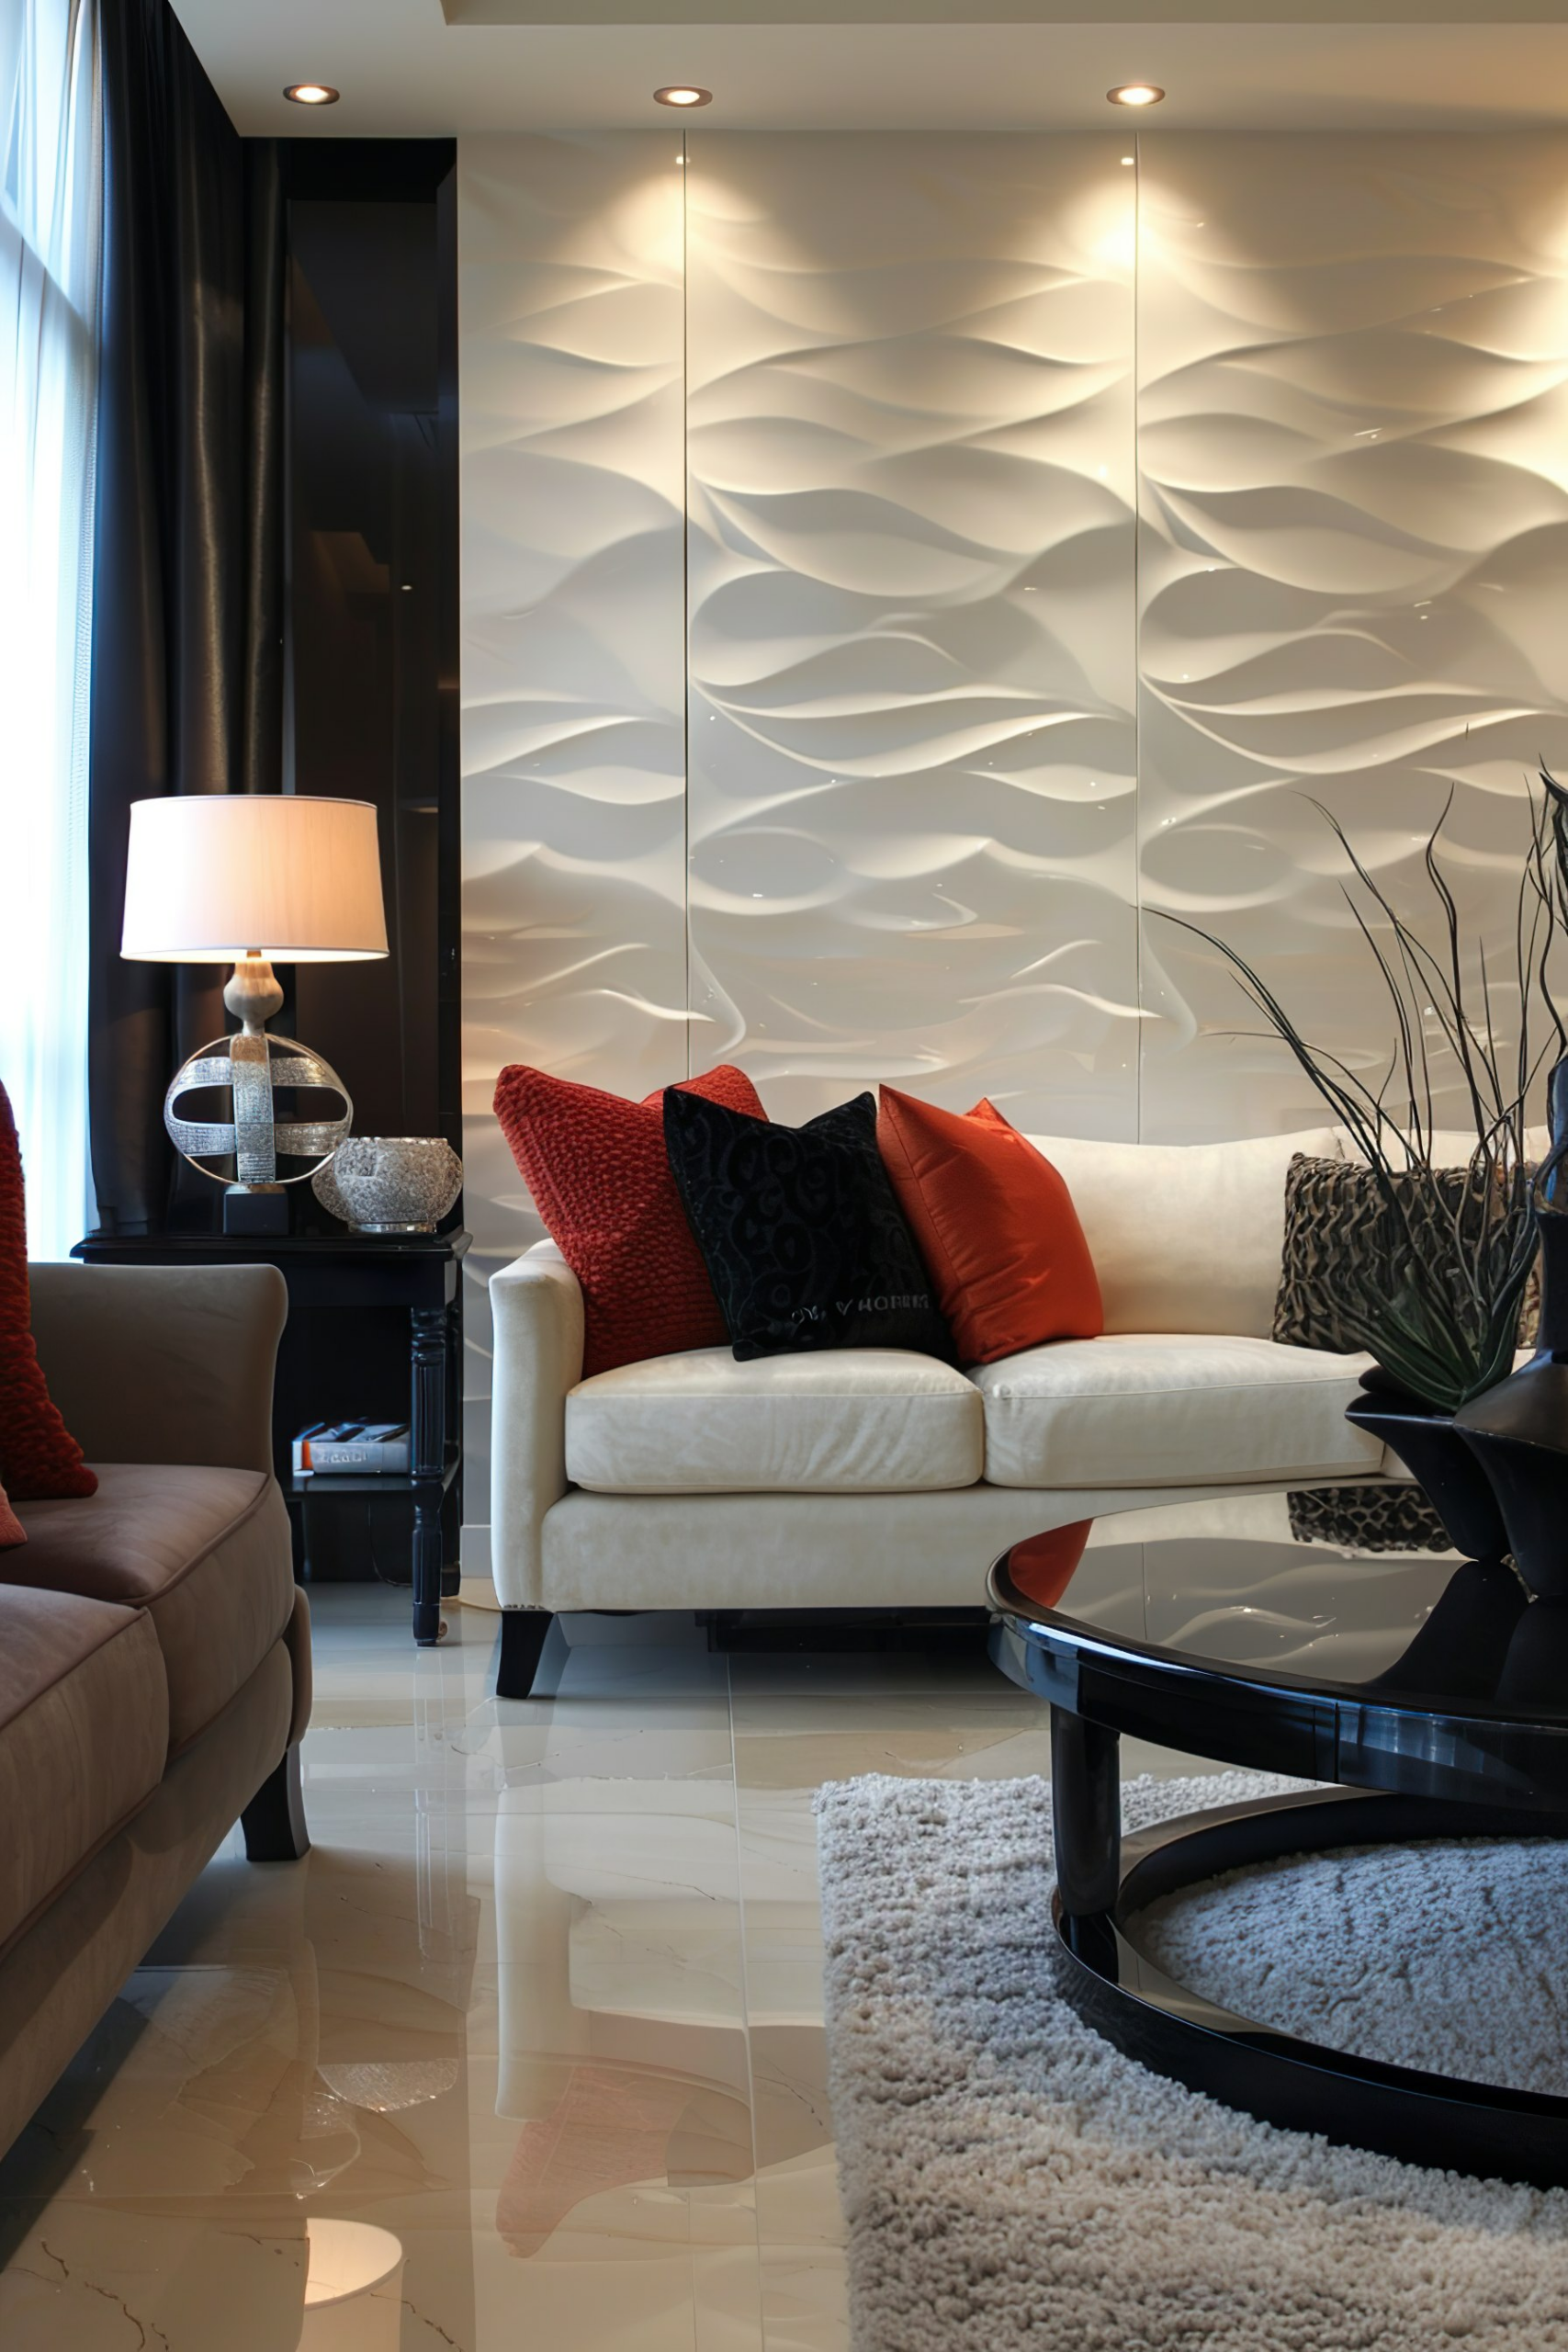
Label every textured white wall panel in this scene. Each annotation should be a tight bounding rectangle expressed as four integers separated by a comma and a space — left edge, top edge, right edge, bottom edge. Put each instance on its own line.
1136, 135, 1568, 1143
684, 135, 1139, 1135
458, 130, 1568, 1569
458, 133, 687, 1541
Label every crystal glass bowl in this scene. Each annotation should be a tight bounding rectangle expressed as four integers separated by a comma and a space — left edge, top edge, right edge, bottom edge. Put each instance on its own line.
316, 1137, 462, 1234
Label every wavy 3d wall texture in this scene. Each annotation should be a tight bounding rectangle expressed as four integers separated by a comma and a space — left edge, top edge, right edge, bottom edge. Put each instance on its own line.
459, 130, 1568, 1566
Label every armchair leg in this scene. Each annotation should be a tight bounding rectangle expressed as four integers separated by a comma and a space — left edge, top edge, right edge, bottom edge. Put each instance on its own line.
497, 1609, 557, 1702
242, 1744, 310, 1861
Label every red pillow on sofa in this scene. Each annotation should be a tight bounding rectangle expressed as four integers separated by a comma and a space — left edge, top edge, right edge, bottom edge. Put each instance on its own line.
494, 1063, 768, 1378
0, 1476, 24, 1549
875, 1088, 1103, 1366
0, 1080, 96, 1499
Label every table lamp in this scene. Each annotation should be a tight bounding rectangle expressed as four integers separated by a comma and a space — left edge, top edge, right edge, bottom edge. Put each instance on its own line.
121, 794, 389, 1234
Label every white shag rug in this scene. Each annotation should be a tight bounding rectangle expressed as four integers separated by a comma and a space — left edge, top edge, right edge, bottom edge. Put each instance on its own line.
815, 1771, 1568, 2352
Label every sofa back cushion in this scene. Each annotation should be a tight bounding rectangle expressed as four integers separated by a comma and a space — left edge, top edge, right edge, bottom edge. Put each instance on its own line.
1021, 1128, 1340, 1338
1337, 1125, 1551, 1169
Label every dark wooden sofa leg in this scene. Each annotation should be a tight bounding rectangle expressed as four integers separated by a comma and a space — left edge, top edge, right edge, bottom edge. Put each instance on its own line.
497, 1609, 556, 1701
242, 1745, 310, 1861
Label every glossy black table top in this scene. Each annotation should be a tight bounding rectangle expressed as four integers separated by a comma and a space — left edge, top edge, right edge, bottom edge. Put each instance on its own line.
987, 1489, 1568, 1811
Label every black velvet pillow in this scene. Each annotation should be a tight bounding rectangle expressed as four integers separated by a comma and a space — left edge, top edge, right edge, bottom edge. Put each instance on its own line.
663, 1089, 955, 1363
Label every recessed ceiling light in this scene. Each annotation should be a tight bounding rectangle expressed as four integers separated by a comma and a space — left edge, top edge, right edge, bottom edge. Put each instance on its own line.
1121, 155, 1135, 165
284, 83, 339, 105
1108, 83, 1164, 107
654, 85, 712, 107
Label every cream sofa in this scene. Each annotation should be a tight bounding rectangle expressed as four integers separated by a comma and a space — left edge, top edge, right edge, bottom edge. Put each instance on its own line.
488, 1122, 1414, 1696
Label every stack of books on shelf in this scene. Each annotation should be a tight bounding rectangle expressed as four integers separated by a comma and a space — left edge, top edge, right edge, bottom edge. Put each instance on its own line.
293, 1422, 412, 1476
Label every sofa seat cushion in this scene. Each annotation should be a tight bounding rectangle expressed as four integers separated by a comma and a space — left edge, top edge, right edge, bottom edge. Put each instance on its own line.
5, 1465, 294, 1753
565, 1348, 984, 1495
0, 1584, 167, 1951
974, 1333, 1384, 1489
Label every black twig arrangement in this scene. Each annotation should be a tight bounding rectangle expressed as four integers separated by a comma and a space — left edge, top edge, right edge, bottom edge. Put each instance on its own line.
1158, 772, 1568, 1411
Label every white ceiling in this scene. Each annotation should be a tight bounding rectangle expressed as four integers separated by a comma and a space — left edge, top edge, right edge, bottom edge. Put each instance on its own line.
169, 2, 1568, 137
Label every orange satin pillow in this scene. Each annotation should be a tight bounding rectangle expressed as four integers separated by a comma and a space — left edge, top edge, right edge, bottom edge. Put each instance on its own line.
875, 1089, 1103, 1366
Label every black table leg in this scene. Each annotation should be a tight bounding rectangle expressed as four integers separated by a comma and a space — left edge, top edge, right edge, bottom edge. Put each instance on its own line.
412, 1485, 444, 1646
441, 1298, 461, 1597
441, 1475, 462, 1600
411, 1306, 448, 1477
1051, 1704, 1121, 1919
411, 1306, 447, 1645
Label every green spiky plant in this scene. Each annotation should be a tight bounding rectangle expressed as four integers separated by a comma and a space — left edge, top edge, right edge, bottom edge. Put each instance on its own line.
1157, 771, 1568, 1412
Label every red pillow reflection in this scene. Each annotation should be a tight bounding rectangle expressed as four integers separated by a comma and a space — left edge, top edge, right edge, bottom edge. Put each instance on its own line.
1004, 1521, 1092, 1610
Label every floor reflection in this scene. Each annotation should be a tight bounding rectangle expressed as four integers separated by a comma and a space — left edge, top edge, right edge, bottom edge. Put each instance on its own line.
0, 1588, 1179, 2350
0, 1823, 479, 2349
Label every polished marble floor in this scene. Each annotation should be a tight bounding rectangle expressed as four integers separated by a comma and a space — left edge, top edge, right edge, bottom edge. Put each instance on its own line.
0, 1592, 1198, 2351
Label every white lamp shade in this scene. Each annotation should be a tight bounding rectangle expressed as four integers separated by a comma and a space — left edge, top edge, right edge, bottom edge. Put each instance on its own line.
120, 795, 389, 963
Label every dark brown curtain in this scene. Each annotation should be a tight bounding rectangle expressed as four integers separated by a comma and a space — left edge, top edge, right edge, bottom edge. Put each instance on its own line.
88, 0, 284, 1233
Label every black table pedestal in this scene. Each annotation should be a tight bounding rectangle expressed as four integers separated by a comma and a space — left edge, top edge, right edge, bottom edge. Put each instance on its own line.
989, 1499, 1568, 2195
1043, 1704, 1568, 2189
1050, 1707, 1122, 1918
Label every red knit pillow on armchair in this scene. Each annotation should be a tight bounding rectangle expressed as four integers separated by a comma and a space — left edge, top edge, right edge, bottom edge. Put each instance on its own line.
0, 1081, 96, 1499
493, 1064, 767, 1378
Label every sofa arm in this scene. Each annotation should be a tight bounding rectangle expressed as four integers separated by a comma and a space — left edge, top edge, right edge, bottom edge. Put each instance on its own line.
490, 1241, 584, 1610
28, 1262, 287, 1477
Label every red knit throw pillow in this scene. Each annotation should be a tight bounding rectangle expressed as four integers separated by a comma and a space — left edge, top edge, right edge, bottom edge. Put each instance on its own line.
0, 1082, 96, 1499
0, 1476, 24, 1548
493, 1064, 768, 1378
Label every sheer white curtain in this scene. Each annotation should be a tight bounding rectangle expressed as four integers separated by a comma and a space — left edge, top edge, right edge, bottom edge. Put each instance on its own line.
0, 0, 101, 1257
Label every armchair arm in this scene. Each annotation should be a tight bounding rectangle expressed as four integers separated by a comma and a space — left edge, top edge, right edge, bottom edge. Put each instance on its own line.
28, 1262, 287, 1476
490, 1241, 584, 1610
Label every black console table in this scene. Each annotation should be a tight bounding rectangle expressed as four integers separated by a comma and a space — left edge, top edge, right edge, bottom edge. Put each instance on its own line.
73, 1230, 468, 1647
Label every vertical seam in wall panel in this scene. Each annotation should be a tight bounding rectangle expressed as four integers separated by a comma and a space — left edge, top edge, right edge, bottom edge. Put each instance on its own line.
1134, 130, 1145, 1147
682, 123, 693, 1080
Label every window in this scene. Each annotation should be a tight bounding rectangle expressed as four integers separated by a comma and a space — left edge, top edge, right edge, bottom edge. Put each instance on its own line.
0, 0, 101, 1256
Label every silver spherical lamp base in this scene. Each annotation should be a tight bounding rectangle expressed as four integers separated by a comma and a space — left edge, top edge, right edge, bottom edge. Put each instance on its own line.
164, 957, 354, 1233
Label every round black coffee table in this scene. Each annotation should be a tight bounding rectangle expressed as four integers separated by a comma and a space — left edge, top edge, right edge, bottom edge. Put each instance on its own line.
987, 1491, 1568, 2188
